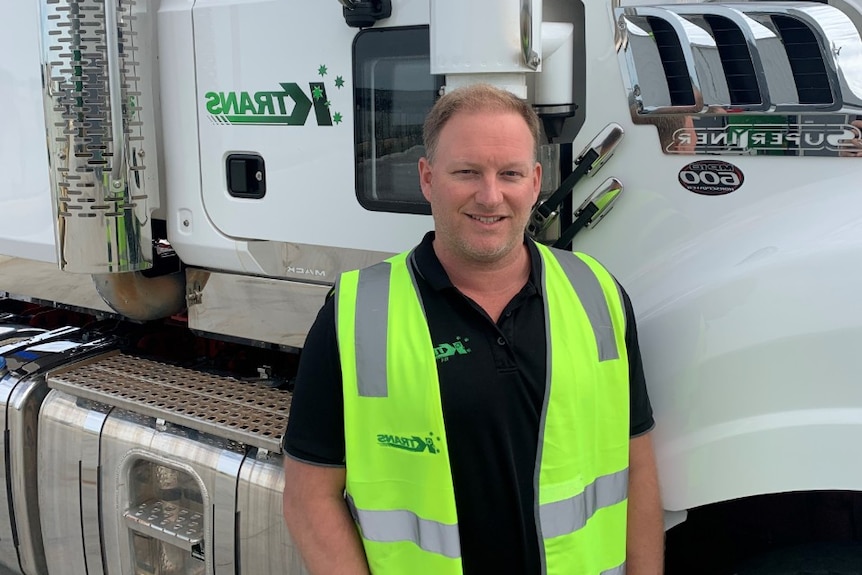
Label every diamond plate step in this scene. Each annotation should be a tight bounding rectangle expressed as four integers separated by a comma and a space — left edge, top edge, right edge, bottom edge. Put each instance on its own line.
124, 500, 204, 550
47, 352, 291, 451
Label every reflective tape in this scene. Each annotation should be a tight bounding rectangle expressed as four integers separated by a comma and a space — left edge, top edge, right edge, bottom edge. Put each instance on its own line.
601, 563, 626, 575
407, 250, 427, 319
354, 262, 391, 397
551, 248, 620, 362
347, 495, 462, 559
539, 468, 629, 539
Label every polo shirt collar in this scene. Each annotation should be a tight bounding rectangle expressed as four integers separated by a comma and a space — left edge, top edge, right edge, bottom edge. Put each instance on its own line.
411, 232, 542, 294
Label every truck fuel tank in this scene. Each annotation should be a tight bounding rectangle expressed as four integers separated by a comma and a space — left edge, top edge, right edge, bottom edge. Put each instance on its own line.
43, 354, 308, 575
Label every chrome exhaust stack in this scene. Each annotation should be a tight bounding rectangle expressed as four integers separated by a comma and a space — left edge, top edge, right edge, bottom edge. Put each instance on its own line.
40, 0, 158, 274
40, 0, 184, 320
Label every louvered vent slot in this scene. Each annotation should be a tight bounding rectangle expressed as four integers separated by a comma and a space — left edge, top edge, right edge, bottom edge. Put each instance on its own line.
703, 15, 760, 106
646, 17, 696, 106
772, 15, 833, 105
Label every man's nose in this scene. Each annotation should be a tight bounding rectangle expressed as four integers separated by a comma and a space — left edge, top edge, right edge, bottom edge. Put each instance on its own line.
474, 174, 504, 207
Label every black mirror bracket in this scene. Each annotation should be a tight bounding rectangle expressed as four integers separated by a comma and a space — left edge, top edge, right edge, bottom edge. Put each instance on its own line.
342, 0, 392, 29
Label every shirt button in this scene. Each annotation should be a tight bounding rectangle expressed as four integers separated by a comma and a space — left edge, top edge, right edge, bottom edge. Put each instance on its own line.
505, 311, 512, 317
496, 336, 506, 346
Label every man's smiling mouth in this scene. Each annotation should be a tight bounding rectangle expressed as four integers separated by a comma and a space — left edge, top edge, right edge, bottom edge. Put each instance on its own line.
469, 215, 504, 224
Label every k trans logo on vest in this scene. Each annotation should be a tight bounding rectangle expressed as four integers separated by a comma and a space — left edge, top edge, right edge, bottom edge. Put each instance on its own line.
434, 336, 471, 363
376, 433, 442, 455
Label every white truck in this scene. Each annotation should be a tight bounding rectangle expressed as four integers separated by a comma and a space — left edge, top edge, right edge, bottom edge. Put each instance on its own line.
1, 0, 862, 573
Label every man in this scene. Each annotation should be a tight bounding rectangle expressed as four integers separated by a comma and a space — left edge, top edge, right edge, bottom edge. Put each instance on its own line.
283, 83, 663, 574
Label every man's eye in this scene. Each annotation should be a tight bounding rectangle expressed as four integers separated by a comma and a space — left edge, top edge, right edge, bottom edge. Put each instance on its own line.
502, 171, 523, 178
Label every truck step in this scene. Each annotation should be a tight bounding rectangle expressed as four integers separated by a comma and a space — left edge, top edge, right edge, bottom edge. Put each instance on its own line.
123, 500, 204, 551
48, 352, 290, 452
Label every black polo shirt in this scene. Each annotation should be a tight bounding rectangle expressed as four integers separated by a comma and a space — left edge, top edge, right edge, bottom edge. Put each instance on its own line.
284, 232, 654, 575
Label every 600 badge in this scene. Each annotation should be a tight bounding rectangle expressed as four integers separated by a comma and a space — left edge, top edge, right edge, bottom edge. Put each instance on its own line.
678, 160, 744, 196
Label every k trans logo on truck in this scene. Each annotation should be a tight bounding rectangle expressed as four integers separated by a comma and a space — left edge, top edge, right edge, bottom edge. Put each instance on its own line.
204, 64, 346, 127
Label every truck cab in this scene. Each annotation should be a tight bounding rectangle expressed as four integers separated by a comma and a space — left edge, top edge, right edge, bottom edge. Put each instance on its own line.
2, 0, 862, 573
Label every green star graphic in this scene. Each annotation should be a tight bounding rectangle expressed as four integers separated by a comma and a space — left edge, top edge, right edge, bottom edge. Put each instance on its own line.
312, 86, 324, 100
333, 112, 343, 125
318, 64, 328, 77
335, 76, 345, 89
324, 100, 331, 108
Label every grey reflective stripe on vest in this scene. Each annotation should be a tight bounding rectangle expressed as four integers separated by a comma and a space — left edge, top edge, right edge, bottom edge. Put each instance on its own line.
354, 261, 392, 397
350, 252, 425, 398
346, 494, 462, 559
539, 468, 629, 539
601, 562, 626, 575
550, 248, 619, 361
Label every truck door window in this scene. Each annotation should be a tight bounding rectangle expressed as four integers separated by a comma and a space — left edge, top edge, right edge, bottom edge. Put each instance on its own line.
354, 26, 442, 215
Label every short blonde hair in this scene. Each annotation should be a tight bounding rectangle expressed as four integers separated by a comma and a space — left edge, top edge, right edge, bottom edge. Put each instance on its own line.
422, 83, 541, 162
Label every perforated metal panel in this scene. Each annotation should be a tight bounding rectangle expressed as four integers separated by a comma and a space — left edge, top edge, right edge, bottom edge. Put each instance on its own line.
41, 0, 160, 272
48, 353, 291, 451
124, 500, 204, 549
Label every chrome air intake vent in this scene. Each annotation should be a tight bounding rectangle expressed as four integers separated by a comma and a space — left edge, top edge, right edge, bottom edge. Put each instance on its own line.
40, 0, 161, 273
771, 14, 833, 105
704, 15, 760, 106
646, 16, 697, 107
616, 2, 862, 115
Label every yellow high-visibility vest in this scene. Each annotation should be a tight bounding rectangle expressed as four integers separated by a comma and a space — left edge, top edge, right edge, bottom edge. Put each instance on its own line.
336, 243, 630, 575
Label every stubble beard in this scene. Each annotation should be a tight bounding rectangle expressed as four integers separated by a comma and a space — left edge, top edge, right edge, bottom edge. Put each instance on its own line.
434, 214, 527, 266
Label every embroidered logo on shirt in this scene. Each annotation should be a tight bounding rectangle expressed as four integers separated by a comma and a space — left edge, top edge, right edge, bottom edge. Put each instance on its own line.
434, 337, 471, 362
377, 433, 441, 455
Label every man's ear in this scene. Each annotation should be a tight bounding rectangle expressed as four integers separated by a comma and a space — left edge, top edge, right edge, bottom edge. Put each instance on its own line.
531, 161, 542, 204
418, 157, 433, 202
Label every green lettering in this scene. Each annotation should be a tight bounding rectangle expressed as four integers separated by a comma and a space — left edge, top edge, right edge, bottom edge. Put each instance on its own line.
205, 92, 222, 115
309, 82, 333, 126
255, 92, 275, 115
220, 92, 239, 115
272, 92, 288, 115
239, 91, 256, 114
276, 82, 312, 125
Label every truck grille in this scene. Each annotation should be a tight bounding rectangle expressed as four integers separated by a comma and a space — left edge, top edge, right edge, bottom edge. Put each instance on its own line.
616, 2, 861, 114
47, 353, 291, 452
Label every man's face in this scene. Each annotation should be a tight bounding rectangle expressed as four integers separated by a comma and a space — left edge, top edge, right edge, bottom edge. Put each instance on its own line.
418, 110, 541, 266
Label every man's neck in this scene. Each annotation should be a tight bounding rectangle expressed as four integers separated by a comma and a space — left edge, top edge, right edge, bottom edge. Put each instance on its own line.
433, 240, 532, 322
